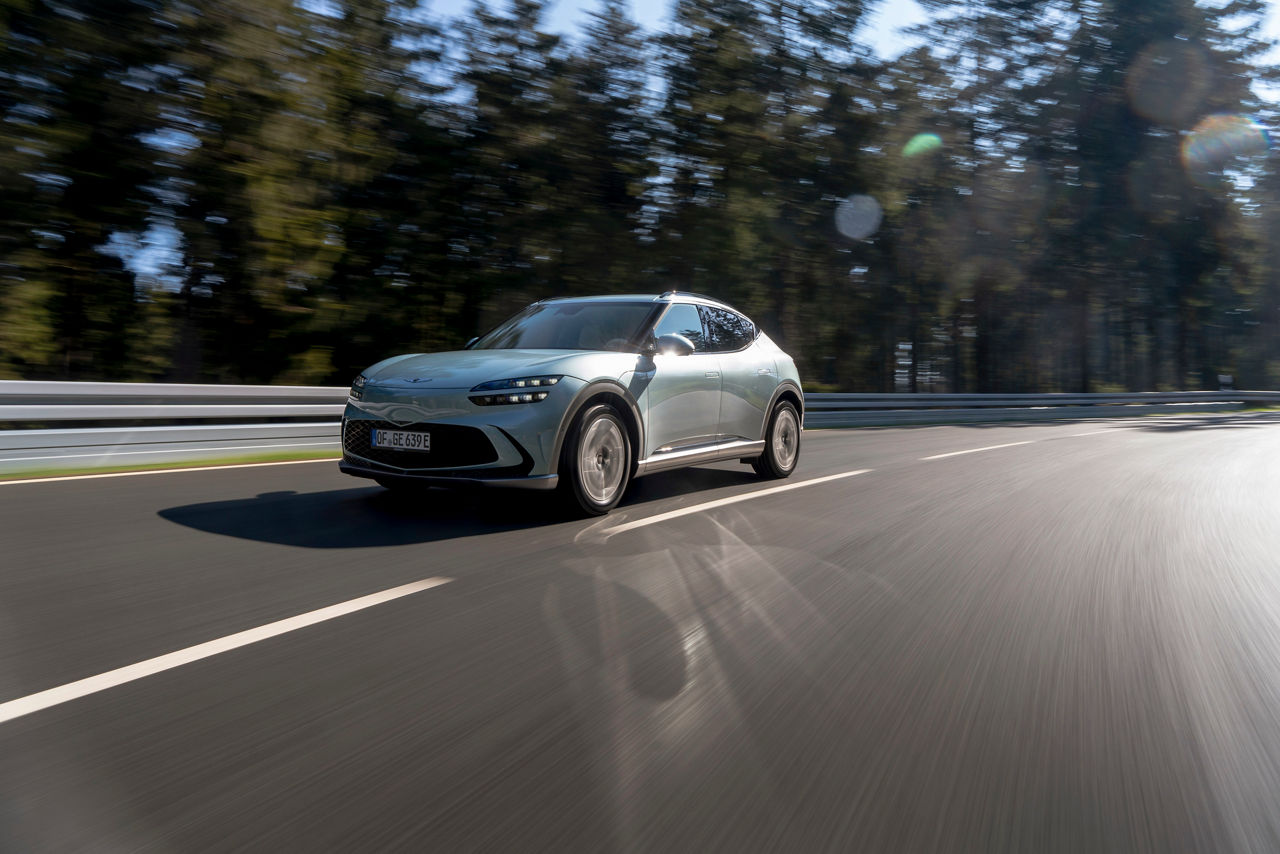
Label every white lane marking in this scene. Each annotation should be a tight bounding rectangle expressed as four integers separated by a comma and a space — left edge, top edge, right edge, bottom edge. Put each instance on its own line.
0, 442, 337, 464
0, 577, 453, 725
920, 441, 1035, 461
0, 457, 340, 487
601, 469, 872, 537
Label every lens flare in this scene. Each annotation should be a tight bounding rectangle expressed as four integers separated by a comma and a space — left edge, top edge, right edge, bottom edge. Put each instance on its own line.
1181, 114, 1270, 177
903, 133, 943, 158
835, 195, 883, 240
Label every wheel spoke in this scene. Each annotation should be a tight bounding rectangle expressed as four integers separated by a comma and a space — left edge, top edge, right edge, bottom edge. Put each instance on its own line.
772, 408, 798, 470
579, 417, 626, 504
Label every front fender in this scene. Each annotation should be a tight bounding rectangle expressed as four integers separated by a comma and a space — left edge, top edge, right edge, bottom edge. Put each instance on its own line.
547, 379, 645, 477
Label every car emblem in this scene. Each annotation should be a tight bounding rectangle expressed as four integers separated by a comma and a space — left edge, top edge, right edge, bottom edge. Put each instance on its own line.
408, 377, 432, 383
386, 407, 421, 426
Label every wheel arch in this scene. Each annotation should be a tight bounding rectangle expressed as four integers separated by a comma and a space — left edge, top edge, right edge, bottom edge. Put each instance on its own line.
549, 380, 644, 477
761, 381, 805, 437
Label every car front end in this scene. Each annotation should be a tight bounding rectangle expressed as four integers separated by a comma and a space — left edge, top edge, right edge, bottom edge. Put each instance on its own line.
339, 353, 592, 490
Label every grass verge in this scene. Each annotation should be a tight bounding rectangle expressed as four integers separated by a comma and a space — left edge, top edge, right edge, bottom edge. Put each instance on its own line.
0, 448, 340, 482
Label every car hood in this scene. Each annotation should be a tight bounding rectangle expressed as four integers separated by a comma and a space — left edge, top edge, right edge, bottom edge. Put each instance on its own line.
362, 349, 631, 390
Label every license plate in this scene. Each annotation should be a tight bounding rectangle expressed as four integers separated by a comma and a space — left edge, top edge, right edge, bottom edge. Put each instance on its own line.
372, 429, 431, 452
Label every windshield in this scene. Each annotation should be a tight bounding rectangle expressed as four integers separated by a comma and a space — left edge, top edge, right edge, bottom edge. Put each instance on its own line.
472, 302, 658, 351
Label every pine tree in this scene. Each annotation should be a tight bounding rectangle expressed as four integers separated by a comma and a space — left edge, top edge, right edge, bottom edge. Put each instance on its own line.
0, 0, 173, 379
917, 0, 1276, 390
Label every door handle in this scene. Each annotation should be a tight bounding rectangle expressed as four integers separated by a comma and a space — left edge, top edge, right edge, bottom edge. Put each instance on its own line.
705, 371, 720, 378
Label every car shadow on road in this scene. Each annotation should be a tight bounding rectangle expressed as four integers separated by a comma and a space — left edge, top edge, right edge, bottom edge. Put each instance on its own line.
622, 465, 759, 502
158, 485, 569, 548
157, 466, 762, 549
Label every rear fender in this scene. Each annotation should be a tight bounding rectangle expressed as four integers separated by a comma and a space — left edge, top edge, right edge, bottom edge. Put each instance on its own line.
759, 380, 805, 438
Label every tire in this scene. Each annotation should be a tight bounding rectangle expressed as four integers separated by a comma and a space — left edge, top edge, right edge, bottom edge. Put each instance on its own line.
752, 400, 801, 479
560, 403, 632, 516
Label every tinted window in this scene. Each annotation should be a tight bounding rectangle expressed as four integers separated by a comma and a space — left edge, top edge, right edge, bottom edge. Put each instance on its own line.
699, 306, 755, 352
473, 302, 656, 351
651, 303, 706, 351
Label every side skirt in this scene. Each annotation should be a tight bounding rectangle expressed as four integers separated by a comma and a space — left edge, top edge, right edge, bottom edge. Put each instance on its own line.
634, 439, 766, 478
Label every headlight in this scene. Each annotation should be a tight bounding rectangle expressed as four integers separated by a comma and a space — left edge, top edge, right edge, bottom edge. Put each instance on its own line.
469, 375, 561, 405
350, 374, 367, 401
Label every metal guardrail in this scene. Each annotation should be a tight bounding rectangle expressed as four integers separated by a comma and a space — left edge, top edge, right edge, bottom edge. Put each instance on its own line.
0, 380, 347, 419
805, 391, 1280, 409
0, 381, 348, 474
803, 391, 1280, 427
1, 381, 1276, 474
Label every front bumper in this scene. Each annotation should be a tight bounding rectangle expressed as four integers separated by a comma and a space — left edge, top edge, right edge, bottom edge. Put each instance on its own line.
339, 379, 582, 487
339, 460, 559, 490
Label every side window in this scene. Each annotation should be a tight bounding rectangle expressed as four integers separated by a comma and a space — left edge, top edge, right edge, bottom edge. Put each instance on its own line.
700, 306, 755, 352
652, 303, 706, 351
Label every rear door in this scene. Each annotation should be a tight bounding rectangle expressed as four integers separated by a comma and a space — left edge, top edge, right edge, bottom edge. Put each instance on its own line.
700, 305, 774, 442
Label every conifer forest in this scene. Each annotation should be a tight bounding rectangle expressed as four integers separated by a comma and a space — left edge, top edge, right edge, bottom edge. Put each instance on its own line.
2, 0, 1278, 392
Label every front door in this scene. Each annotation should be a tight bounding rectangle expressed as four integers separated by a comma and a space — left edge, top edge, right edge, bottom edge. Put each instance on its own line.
635, 302, 721, 457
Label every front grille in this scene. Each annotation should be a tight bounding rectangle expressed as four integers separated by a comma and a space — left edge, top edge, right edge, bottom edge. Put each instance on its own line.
343, 420, 498, 470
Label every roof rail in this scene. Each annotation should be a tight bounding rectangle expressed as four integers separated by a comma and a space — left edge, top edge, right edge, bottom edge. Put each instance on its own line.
661, 289, 722, 303
660, 290, 743, 312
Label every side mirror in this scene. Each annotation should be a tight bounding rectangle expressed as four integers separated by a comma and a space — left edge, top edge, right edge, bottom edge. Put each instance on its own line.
654, 333, 695, 356
464, 336, 479, 350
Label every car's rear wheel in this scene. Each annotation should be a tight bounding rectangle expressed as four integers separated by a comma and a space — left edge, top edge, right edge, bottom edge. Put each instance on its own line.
752, 400, 800, 479
561, 403, 631, 516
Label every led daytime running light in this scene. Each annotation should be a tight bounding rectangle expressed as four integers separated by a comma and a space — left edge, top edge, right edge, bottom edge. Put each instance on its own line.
350, 374, 368, 401
470, 391, 551, 406
469, 375, 562, 392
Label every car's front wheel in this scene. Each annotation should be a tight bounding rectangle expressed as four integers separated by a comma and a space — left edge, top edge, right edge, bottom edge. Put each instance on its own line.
561, 403, 632, 516
752, 400, 801, 479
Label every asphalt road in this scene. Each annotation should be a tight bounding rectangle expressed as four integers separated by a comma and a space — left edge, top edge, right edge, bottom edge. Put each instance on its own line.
3, 413, 1280, 852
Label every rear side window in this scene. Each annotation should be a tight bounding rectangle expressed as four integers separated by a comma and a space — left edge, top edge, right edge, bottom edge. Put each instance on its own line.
652, 303, 706, 351
699, 306, 755, 352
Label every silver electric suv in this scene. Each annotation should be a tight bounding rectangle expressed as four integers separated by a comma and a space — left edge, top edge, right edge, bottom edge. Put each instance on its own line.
340, 292, 803, 515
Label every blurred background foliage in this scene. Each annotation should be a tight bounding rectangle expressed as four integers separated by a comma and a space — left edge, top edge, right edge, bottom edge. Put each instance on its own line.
1, 0, 1278, 390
